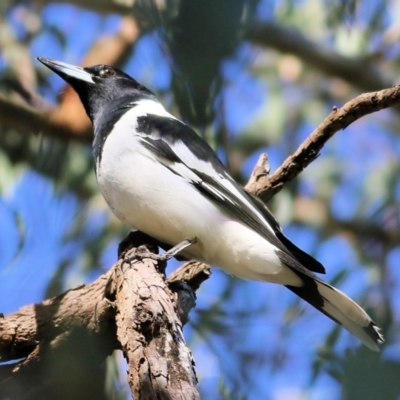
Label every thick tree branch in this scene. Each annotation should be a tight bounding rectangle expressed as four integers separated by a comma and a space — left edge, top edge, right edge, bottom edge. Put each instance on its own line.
109, 243, 199, 399
0, 272, 116, 363
0, 270, 116, 400
0, 234, 206, 399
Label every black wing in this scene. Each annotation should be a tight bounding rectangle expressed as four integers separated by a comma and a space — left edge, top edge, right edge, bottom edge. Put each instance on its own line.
136, 114, 325, 275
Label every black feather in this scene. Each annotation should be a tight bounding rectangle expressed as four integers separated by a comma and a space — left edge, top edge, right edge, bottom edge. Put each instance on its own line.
285, 275, 342, 325
135, 113, 326, 277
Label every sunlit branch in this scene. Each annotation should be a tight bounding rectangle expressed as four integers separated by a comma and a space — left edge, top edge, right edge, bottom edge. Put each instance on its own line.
0, 237, 205, 398
246, 84, 400, 202
0, 16, 140, 144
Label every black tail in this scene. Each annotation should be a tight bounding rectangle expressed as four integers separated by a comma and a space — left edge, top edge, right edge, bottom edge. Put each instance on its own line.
286, 276, 384, 351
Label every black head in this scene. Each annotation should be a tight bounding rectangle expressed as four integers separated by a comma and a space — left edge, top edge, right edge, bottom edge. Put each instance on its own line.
37, 57, 156, 122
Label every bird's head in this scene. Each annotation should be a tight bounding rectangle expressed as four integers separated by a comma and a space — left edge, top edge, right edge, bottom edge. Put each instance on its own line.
37, 57, 155, 122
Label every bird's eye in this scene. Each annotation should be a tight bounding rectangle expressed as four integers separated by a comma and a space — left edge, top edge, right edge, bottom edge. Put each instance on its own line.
99, 67, 115, 78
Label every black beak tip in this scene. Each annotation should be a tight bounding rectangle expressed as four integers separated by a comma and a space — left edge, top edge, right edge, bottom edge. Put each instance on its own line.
37, 56, 53, 67
36, 57, 62, 76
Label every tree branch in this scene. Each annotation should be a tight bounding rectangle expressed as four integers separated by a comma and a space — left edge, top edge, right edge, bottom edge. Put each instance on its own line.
34, 0, 135, 15
0, 270, 116, 400
246, 83, 400, 202
244, 20, 392, 92
0, 94, 92, 142
0, 233, 205, 399
0, 16, 140, 143
33, 0, 175, 21
109, 242, 200, 399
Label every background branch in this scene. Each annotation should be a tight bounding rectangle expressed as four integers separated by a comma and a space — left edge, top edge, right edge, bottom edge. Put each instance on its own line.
0, 16, 140, 143
244, 20, 393, 92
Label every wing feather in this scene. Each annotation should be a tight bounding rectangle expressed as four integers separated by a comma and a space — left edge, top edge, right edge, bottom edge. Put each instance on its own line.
136, 114, 325, 275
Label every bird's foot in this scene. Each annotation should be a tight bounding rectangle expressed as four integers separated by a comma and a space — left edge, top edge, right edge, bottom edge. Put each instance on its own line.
126, 237, 198, 263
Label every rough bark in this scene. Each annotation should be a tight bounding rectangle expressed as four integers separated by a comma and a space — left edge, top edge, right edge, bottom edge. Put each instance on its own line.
110, 244, 199, 399
0, 233, 207, 399
0, 271, 117, 400
0, 271, 115, 363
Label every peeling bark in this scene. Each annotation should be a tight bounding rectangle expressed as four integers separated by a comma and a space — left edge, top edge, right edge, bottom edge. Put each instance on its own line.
0, 234, 205, 399
112, 245, 199, 399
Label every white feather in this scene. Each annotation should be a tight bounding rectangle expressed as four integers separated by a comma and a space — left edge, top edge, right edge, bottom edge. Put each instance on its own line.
96, 101, 302, 286
171, 140, 275, 234
315, 281, 384, 351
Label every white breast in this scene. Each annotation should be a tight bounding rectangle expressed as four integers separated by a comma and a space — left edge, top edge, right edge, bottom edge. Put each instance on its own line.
96, 103, 302, 286
96, 104, 224, 261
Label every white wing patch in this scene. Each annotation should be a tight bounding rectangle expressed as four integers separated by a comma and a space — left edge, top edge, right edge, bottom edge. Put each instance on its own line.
128, 99, 178, 122
123, 98, 276, 236
163, 140, 275, 234
162, 158, 201, 183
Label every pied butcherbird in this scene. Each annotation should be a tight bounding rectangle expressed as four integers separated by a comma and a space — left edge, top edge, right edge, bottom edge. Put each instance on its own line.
37, 56, 384, 351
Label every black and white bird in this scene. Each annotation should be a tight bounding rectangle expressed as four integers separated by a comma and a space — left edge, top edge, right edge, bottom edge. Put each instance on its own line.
37, 56, 384, 351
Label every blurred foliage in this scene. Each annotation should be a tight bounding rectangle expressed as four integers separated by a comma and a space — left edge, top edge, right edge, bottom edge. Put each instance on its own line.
167, 0, 247, 126
1, 0, 400, 399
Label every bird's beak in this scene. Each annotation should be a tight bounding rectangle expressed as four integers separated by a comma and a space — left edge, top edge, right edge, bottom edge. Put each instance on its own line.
37, 57, 95, 84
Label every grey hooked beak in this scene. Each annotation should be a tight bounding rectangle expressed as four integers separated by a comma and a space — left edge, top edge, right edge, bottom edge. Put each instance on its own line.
37, 57, 95, 84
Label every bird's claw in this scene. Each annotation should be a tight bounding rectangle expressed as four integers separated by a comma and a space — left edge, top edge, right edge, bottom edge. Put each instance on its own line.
126, 237, 197, 263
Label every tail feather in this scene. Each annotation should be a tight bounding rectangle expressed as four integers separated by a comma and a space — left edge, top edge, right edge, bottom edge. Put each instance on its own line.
286, 277, 384, 351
